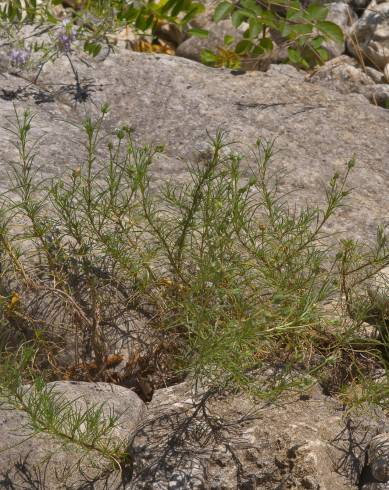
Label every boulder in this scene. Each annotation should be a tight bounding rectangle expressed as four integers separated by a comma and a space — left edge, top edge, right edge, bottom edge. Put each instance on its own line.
1, 51, 389, 244
348, 2, 389, 70
324, 2, 358, 58
0, 381, 144, 489
130, 380, 388, 489
309, 55, 389, 106
309, 54, 376, 92
361, 432, 389, 489
351, 0, 370, 15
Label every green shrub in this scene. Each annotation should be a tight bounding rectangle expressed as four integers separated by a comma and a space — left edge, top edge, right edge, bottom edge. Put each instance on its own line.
202, 0, 343, 69
0, 0, 343, 71
0, 345, 130, 470
1, 105, 389, 404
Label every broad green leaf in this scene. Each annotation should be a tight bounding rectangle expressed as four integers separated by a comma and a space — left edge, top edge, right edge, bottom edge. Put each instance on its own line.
281, 22, 292, 37
240, 0, 263, 15
311, 35, 324, 49
306, 3, 328, 21
315, 46, 329, 62
235, 7, 258, 19
252, 45, 264, 55
201, 49, 218, 64
247, 18, 262, 38
224, 34, 235, 46
288, 47, 302, 64
260, 10, 277, 28
286, 0, 303, 19
317, 20, 344, 44
214, 1, 234, 22
288, 23, 313, 36
235, 39, 253, 54
240, 0, 257, 9
231, 10, 247, 28
188, 27, 209, 37
259, 37, 273, 51
300, 58, 310, 69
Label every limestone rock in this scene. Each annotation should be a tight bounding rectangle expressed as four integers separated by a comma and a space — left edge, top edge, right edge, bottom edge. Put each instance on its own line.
362, 484, 389, 490
130, 380, 387, 489
361, 433, 389, 489
324, 2, 357, 58
309, 54, 375, 93
2, 51, 389, 244
366, 65, 385, 83
309, 55, 389, 106
370, 433, 389, 481
348, 2, 389, 70
364, 83, 389, 106
350, 0, 371, 15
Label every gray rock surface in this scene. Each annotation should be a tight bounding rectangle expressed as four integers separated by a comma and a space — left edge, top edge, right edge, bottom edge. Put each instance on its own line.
309, 54, 389, 106
130, 380, 388, 489
369, 433, 389, 481
309, 54, 376, 92
348, 2, 389, 70
361, 432, 389, 489
1, 51, 389, 244
324, 2, 357, 58
0, 381, 144, 489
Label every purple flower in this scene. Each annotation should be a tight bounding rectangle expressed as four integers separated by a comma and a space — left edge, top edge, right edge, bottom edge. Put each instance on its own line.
9, 48, 30, 66
57, 20, 78, 52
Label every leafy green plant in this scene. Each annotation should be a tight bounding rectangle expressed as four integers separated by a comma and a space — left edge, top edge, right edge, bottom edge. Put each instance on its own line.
0, 0, 344, 72
2, 105, 389, 404
202, 0, 344, 69
0, 345, 130, 469
0, 0, 205, 63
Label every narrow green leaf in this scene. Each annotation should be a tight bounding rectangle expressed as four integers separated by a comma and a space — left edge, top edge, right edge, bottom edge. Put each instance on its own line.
182, 4, 205, 23
84, 42, 102, 58
171, 0, 186, 18
160, 0, 178, 15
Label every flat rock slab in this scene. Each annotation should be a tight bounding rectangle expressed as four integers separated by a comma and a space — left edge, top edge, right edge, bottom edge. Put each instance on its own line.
0, 381, 144, 489
0, 52, 389, 243
130, 380, 389, 489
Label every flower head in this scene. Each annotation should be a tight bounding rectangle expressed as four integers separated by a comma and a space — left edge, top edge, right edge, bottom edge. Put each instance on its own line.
9, 48, 30, 66
57, 20, 78, 52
